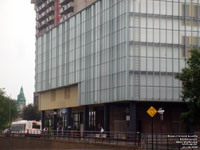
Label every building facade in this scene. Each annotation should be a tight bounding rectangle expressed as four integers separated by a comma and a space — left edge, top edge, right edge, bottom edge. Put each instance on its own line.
31, 0, 96, 37
31, 0, 59, 37
33, 0, 200, 133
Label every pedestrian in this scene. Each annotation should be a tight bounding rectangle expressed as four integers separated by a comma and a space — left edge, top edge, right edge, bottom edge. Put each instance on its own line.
100, 126, 104, 134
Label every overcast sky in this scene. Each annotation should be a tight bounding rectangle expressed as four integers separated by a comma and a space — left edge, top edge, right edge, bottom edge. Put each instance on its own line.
0, 0, 35, 104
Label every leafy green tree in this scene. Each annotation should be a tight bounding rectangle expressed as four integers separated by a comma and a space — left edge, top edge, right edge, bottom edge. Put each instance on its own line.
0, 88, 18, 130
22, 104, 41, 121
176, 50, 200, 127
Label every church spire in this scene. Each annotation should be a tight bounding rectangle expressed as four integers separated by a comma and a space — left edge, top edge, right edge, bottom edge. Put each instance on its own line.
17, 86, 26, 103
17, 86, 26, 114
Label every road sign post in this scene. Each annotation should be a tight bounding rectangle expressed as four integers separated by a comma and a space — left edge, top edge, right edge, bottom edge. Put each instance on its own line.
152, 117, 153, 150
146, 106, 157, 150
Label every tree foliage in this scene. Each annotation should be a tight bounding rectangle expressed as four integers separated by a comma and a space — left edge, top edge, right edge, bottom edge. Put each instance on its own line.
0, 88, 18, 130
176, 50, 200, 126
22, 104, 40, 121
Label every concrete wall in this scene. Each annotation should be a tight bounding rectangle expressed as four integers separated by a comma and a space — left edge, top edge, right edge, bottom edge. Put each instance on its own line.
39, 84, 79, 111
110, 103, 129, 132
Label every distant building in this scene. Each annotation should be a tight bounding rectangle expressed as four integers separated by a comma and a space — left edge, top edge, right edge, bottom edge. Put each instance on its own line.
17, 87, 26, 114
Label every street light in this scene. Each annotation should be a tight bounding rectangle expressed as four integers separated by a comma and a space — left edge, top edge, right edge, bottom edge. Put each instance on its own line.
158, 108, 165, 134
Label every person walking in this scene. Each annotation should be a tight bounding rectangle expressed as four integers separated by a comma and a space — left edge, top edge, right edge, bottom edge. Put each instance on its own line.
100, 126, 104, 133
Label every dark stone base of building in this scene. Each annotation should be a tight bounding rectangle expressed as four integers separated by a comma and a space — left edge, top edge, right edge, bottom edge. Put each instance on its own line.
42, 101, 193, 134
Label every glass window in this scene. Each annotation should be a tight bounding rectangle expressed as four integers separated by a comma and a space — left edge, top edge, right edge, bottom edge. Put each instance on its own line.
32, 123, 40, 129
89, 111, 96, 131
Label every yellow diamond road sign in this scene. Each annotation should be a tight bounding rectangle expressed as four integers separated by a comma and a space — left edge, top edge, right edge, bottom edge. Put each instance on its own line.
146, 106, 157, 118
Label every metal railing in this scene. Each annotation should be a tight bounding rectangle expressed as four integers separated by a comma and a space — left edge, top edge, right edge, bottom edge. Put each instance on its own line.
1, 130, 141, 146
3, 130, 199, 150
42, 130, 141, 146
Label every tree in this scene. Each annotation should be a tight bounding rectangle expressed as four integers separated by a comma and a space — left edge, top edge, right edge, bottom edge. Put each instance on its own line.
22, 104, 41, 121
176, 49, 200, 127
0, 88, 18, 130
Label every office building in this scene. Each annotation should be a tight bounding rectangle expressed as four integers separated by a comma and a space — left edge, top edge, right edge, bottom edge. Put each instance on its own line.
33, 0, 200, 133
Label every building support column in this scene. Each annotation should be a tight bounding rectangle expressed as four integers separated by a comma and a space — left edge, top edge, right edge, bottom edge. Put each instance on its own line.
104, 104, 110, 132
41, 111, 45, 131
53, 109, 57, 131
129, 102, 136, 133
66, 108, 72, 129
83, 106, 89, 131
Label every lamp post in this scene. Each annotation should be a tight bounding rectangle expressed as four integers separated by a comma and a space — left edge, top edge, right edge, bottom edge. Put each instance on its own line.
8, 92, 11, 126
48, 116, 51, 128
8, 93, 13, 127
158, 108, 165, 135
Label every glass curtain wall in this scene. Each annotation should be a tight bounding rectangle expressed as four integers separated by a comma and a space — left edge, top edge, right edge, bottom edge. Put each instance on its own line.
35, 0, 128, 105
35, 0, 200, 105
129, 0, 200, 102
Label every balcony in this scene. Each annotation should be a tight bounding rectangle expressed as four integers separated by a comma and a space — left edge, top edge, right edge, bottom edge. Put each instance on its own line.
36, 23, 55, 37
47, 0, 54, 7
37, 12, 46, 21
59, 14, 72, 23
36, 14, 40, 20
37, 5, 55, 21
37, 14, 55, 30
36, 23, 45, 30
46, 6, 54, 15
36, 22, 41, 29
60, 0, 74, 6
37, 5, 42, 12
37, 0, 54, 14
35, 0, 46, 7
37, 23, 48, 31
60, 3, 74, 15
41, 19, 47, 26
46, 16, 55, 25
46, 24, 55, 31
37, 2, 47, 13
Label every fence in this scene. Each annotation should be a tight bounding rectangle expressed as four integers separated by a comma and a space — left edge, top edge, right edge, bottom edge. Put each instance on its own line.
2, 130, 200, 150
2, 130, 141, 146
